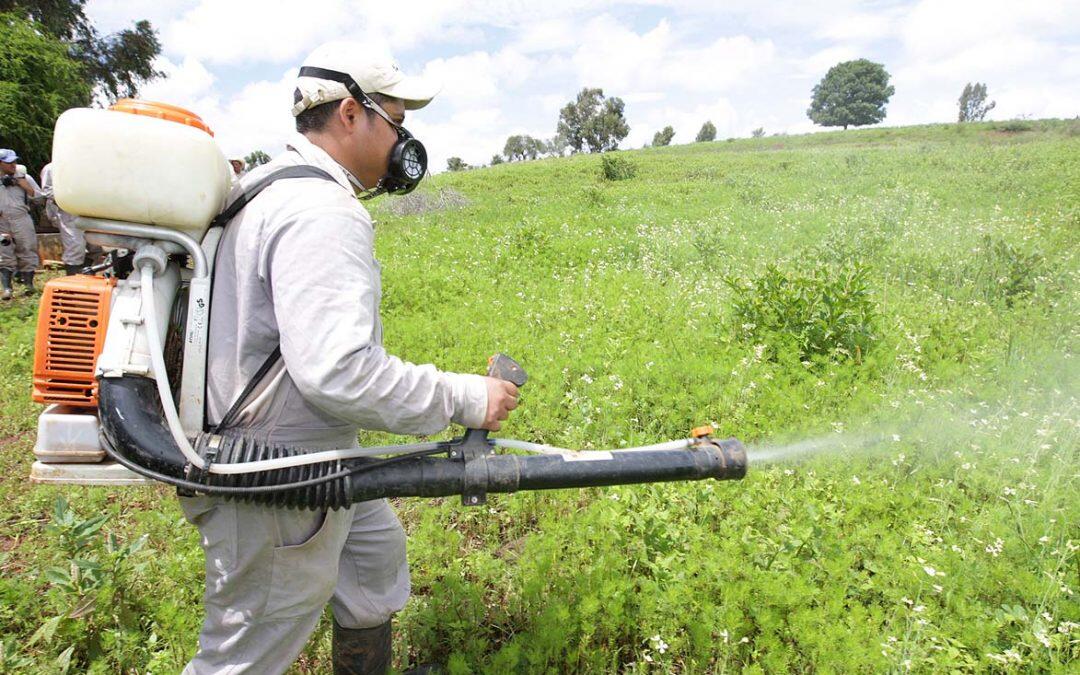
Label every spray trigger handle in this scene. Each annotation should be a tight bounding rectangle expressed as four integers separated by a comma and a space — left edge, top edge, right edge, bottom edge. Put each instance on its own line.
487, 353, 528, 387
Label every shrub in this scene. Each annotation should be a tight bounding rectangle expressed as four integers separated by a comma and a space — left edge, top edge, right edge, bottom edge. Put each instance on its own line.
600, 153, 637, 181
996, 120, 1032, 133
725, 263, 878, 363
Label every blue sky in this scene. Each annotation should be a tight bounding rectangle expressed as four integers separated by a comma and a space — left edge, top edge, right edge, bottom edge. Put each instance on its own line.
86, 1, 1079, 172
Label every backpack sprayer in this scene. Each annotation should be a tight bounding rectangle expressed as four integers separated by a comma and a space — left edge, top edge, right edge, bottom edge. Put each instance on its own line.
29, 100, 747, 509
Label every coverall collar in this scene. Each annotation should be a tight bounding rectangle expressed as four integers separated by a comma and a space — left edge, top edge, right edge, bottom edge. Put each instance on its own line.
285, 132, 368, 198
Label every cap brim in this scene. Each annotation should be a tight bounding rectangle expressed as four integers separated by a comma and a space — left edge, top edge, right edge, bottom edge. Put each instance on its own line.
375, 75, 441, 110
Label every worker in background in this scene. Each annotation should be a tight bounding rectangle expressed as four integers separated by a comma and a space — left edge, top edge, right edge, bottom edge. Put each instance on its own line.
40, 161, 88, 275
0, 149, 42, 299
180, 43, 520, 675
229, 158, 246, 179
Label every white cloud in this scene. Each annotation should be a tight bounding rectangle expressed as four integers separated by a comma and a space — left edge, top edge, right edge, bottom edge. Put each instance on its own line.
798, 45, 860, 77
167, 0, 352, 64
899, 0, 1077, 60
816, 12, 896, 42
138, 56, 215, 103
571, 16, 775, 94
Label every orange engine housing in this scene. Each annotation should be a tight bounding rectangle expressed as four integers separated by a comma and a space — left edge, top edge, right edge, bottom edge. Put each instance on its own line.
33, 275, 115, 408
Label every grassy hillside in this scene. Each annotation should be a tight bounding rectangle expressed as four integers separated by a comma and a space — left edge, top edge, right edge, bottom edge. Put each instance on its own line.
1, 119, 1077, 673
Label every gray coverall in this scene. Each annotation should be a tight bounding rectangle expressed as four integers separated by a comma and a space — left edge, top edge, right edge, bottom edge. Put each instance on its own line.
0, 172, 41, 273
40, 163, 86, 267
181, 133, 488, 674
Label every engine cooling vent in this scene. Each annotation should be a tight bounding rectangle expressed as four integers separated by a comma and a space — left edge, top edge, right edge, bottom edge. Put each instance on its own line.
33, 275, 115, 407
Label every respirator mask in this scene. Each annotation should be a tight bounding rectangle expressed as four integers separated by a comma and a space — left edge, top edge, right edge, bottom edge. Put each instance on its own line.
298, 66, 427, 199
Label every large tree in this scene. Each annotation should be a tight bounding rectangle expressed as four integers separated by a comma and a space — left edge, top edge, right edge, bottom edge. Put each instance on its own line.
0, 2, 161, 173
807, 58, 894, 130
503, 134, 546, 162
958, 82, 995, 122
0, 0, 162, 102
244, 150, 271, 170
651, 125, 675, 147
0, 12, 90, 172
556, 87, 630, 153
695, 120, 716, 142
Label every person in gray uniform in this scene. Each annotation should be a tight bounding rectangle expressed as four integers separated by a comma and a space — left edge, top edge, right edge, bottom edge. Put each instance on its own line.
0, 149, 42, 299
40, 161, 87, 275
180, 43, 520, 675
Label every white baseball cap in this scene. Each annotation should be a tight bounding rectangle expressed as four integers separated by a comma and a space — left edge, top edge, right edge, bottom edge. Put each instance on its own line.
292, 42, 439, 117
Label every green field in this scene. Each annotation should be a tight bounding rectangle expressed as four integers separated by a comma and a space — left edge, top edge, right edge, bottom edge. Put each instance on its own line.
1, 120, 1077, 673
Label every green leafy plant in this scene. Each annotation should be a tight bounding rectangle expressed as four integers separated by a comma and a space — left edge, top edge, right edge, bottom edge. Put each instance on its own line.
725, 263, 879, 363
31, 497, 152, 672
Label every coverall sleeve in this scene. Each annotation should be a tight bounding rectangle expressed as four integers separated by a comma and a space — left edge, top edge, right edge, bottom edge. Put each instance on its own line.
263, 203, 488, 435
21, 175, 42, 201
39, 167, 54, 198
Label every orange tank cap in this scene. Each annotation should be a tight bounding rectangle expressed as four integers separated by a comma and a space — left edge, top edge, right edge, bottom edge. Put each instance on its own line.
691, 424, 715, 439
109, 98, 214, 136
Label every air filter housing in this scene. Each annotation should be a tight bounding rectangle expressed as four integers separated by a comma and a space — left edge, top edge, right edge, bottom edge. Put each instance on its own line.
33, 275, 115, 408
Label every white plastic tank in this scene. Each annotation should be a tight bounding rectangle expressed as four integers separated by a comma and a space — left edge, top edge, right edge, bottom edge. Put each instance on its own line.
51, 100, 231, 242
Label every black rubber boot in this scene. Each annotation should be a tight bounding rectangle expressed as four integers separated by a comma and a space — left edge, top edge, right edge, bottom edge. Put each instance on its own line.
333, 619, 391, 675
0, 269, 12, 301
17, 271, 35, 296
65, 264, 82, 276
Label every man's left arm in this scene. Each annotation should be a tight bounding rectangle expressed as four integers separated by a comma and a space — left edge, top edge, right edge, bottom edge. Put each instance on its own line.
17, 174, 42, 201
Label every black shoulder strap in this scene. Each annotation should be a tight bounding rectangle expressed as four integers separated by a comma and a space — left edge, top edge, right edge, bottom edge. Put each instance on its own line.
208, 164, 338, 434
211, 165, 337, 228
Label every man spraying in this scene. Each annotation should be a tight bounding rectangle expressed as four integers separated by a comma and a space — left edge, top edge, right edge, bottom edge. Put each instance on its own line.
180, 43, 519, 674
0, 149, 42, 300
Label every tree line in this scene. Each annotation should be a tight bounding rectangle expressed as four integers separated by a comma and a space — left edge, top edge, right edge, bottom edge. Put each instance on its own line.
449, 58, 1000, 172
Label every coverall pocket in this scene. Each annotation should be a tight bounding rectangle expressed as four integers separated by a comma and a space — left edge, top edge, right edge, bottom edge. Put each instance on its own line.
263, 509, 342, 620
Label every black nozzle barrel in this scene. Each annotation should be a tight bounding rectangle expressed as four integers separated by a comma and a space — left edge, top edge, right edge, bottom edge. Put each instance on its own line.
98, 375, 747, 509
335, 440, 747, 502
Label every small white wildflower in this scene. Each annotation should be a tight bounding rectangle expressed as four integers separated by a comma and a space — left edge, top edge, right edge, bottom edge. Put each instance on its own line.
1034, 631, 1051, 648
985, 538, 1004, 557
923, 565, 944, 578
892, 434, 901, 442
933, 584, 943, 593
852, 476, 861, 485
913, 605, 926, 613
719, 629, 729, 644
1002, 486, 1016, 496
